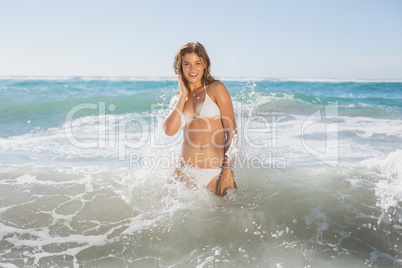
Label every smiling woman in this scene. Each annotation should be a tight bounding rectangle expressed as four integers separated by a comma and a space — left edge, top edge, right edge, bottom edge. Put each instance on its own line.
163, 42, 238, 196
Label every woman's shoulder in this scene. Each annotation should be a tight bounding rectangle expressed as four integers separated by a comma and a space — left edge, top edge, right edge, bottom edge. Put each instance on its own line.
207, 80, 227, 93
207, 81, 230, 103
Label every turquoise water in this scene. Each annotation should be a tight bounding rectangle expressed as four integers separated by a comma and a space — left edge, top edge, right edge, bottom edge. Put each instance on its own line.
0, 77, 401, 267
1, 79, 400, 137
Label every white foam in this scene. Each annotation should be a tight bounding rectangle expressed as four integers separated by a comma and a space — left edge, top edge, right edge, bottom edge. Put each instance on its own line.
14, 174, 38, 184
360, 150, 402, 218
0, 263, 19, 268
362, 150, 402, 182
340, 116, 402, 138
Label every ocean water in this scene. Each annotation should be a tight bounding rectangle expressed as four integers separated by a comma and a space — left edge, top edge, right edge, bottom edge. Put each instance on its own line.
0, 77, 401, 267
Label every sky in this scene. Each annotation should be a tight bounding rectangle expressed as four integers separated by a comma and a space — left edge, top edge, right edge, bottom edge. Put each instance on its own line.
0, 0, 402, 80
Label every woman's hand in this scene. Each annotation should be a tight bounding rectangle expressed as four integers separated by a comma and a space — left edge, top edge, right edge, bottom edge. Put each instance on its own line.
216, 169, 237, 196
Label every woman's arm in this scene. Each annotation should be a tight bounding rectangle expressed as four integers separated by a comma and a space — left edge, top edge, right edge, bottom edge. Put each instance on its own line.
210, 82, 238, 195
163, 76, 188, 136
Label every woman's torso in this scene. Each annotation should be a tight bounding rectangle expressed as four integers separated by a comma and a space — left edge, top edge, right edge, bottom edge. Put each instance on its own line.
181, 84, 225, 169
181, 117, 224, 168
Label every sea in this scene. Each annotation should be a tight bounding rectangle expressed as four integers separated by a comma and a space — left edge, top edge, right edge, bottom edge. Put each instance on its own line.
0, 76, 401, 268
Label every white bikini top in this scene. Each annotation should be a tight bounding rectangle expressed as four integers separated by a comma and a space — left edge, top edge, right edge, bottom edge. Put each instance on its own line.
181, 84, 221, 128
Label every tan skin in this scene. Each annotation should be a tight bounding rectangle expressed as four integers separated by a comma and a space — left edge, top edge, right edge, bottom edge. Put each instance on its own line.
163, 53, 237, 196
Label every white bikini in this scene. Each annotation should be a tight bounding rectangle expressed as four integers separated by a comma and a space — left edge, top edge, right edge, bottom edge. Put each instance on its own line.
180, 84, 222, 187
180, 84, 221, 129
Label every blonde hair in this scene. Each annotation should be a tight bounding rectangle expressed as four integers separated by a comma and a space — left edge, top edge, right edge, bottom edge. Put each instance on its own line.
173, 42, 217, 90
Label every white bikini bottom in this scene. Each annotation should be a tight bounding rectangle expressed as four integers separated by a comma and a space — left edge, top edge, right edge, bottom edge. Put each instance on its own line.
185, 166, 222, 187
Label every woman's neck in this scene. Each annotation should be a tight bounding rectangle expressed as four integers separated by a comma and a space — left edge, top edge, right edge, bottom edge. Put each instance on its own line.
188, 81, 203, 92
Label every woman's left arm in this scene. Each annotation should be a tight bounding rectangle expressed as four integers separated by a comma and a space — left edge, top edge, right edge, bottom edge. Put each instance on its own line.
211, 82, 238, 196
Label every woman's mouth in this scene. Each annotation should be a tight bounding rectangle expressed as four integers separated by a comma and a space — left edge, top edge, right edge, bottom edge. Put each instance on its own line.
189, 73, 198, 78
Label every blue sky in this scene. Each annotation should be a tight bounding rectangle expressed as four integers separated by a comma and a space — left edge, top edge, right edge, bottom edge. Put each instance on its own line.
1, 0, 401, 79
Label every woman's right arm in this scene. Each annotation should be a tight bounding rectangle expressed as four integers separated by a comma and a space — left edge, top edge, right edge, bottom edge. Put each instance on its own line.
163, 76, 188, 136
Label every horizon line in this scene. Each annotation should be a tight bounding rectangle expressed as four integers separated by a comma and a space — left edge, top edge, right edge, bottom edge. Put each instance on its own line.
1, 75, 402, 83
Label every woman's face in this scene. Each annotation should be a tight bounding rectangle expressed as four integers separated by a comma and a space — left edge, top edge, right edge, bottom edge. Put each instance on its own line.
181, 53, 205, 84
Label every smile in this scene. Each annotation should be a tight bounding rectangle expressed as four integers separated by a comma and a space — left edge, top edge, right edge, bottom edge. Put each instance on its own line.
189, 73, 198, 78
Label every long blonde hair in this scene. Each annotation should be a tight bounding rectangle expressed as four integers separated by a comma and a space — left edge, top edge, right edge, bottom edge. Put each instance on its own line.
173, 42, 217, 90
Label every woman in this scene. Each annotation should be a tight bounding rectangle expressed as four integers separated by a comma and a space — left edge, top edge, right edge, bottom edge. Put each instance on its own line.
163, 42, 237, 196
